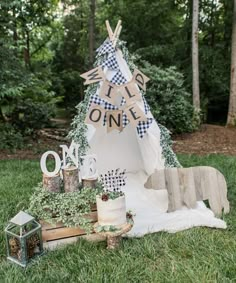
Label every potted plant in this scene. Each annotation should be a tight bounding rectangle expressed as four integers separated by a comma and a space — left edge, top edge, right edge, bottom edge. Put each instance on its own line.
96, 169, 127, 227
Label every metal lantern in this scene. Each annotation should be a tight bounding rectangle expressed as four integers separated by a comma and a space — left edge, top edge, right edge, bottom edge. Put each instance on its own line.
5, 211, 43, 267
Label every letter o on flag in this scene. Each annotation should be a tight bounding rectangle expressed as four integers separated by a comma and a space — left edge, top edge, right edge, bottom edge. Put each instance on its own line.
89, 108, 102, 122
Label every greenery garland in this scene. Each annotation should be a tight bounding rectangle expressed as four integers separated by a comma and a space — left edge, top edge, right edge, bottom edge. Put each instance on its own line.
27, 183, 103, 233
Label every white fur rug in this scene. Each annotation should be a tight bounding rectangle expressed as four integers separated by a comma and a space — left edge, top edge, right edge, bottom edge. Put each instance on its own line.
123, 171, 227, 237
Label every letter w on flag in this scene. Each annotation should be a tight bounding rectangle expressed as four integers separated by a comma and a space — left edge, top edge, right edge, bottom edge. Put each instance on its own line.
80, 66, 105, 85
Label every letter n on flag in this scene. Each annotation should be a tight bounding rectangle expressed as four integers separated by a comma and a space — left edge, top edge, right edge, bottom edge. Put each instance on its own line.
80, 66, 105, 85
106, 110, 123, 133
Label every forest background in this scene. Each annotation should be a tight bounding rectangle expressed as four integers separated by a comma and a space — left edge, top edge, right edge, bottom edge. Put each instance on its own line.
0, 0, 234, 150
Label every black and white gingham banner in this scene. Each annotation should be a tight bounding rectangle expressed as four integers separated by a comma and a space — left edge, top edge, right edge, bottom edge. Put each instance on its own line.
96, 40, 115, 56
136, 118, 153, 138
142, 95, 150, 114
90, 40, 153, 138
102, 53, 119, 70
110, 70, 127, 85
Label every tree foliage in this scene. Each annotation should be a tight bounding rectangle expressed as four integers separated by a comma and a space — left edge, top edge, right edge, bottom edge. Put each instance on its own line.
0, 0, 234, 146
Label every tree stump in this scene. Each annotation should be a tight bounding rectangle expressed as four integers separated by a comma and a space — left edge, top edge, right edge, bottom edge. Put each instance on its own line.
82, 178, 97, 188
43, 173, 61, 193
62, 166, 79, 192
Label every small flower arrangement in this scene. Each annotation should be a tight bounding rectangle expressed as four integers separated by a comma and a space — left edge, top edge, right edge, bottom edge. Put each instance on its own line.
99, 169, 126, 201
126, 210, 135, 225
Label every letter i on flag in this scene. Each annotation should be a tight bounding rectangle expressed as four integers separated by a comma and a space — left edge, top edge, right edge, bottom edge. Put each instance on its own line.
80, 66, 105, 85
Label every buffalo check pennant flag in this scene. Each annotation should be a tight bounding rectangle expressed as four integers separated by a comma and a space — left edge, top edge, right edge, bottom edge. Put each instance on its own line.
102, 53, 119, 70
110, 70, 127, 85
96, 40, 115, 56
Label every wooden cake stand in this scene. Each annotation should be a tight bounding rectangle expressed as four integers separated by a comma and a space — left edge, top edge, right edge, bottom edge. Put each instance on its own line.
94, 222, 133, 249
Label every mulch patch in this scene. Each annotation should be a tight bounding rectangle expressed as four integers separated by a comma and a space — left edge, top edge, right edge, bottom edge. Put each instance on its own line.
1, 124, 236, 160
173, 124, 236, 156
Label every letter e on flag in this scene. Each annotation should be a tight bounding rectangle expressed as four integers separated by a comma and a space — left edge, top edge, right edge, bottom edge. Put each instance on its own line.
124, 103, 147, 126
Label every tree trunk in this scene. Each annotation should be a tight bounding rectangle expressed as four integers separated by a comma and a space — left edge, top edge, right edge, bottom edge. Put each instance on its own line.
227, 0, 236, 126
89, 0, 96, 67
12, 7, 18, 47
192, 0, 200, 111
24, 30, 31, 68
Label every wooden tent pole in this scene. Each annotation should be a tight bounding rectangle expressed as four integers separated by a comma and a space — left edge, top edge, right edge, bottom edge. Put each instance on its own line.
112, 20, 122, 41
105, 20, 113, 40
113, 25, 122, 47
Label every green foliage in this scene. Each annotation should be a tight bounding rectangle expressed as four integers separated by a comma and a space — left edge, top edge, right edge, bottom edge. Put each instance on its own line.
95, 225, 119, 233
68, 84, 97, 155
141, 62, 200, 133
158, 123, 181, 168
11, 98, 55, 134
0, 42, 28, 100
0, 123, 24, 150
28, 183, 102, 233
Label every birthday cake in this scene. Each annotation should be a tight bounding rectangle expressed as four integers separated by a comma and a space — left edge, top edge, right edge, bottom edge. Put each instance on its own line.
96, 195, 126, 226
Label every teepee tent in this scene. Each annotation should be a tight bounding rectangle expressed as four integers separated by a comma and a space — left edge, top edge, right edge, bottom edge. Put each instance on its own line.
78, 20, 176, 175
69, 21, 227, 236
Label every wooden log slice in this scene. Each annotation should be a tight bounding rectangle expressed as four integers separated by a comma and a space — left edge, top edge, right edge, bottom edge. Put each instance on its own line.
62, 166, 79, 193
43, 173, 61, 192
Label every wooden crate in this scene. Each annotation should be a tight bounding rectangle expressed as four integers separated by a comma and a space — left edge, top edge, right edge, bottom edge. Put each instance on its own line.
40, 208, 102, 248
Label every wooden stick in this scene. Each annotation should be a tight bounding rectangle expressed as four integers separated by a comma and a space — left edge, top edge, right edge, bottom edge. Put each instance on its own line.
113, 25, 122, 47
112, 20, 122, 41
105, 20, 113, 40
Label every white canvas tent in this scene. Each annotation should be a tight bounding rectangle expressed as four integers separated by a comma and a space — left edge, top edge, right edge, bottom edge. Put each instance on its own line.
80, 21, 227, 236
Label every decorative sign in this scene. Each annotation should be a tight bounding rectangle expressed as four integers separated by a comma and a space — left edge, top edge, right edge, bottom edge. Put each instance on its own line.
106, 110, 123, 132
40, 151, 61, 177
60, 141, 80, 169
80, 66, 104, 85
40, 142, 97, 178
81, 66, 150, 96
81, 65, 150, 134
80, 155, 98, 179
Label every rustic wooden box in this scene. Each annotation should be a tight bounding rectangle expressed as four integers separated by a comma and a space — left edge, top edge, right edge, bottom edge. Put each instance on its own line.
39, 205, 104, 249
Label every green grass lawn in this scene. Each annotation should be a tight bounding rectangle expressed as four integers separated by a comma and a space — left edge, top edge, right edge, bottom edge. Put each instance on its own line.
0, 155, 236, 283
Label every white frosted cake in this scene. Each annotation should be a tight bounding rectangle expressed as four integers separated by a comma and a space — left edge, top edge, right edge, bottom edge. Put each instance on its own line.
96, 195, 126, 226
